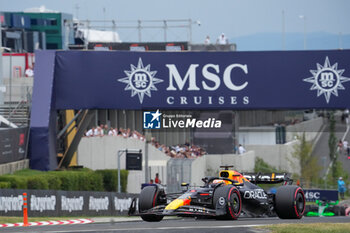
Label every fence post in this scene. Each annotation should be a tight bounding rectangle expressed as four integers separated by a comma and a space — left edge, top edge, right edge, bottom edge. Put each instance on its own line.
23, 192, 28, 226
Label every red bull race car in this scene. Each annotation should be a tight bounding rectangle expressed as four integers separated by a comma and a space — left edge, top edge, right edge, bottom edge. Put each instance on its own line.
129, 166, 305, 221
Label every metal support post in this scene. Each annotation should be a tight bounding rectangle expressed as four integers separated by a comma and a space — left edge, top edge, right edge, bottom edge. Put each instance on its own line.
138, 20, 142, 42
188, 19, 192, 44
85, 20, 90, 50
282, 10, 285, 50
163, 20, 167, 42
144, 132, 152, 183
58, 110, 95, 168
112, 20, 117, 42
145, 139, 149, 183
117, 149, 124, 193
57, 110, 82, 139
9, 50, 12, 106
0, 20, 3, 105
117, 149, 142, 193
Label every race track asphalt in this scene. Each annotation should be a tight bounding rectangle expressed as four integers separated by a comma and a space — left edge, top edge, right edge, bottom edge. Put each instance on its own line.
1, 216, 350, 233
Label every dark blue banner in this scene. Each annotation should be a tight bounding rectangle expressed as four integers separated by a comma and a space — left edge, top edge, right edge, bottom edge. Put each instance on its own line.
30, 50, 350, 171
54, 50, 350, 110
304, 189, 338, 202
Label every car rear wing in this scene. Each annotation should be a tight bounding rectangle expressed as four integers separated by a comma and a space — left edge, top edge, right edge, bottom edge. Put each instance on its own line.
242, 172, 293, 184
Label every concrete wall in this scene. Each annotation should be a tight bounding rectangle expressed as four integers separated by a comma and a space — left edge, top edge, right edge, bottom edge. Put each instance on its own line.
0, 159, 29, 175
77, 136, 301, 193
77, 136, 170, 194
238, 127, 276, 145
286, 117, 324, 142
246, 140, 300, 174
238, 110, 303, 127
236, 118, 323, 175
238, 117, 325, 146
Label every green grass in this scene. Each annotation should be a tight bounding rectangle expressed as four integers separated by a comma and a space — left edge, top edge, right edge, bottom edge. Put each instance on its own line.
13, 169, 43, 176
259, 223, 350, 233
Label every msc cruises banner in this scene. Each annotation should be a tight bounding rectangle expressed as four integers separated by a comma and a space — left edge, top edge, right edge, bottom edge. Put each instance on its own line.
53, 50, 350, 110
29, 50, 350, 171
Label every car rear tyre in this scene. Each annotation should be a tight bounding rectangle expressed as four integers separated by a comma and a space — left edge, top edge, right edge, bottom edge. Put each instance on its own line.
213, 185, 242, 220
275, 185, 305, 219
139, 186, 164, 222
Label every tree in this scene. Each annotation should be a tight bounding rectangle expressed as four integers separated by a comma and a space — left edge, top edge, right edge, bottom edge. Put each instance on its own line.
293, 132, 321, 188
328, 112, 337, 161
326, 160, 349, 190
327, 112, 344, 185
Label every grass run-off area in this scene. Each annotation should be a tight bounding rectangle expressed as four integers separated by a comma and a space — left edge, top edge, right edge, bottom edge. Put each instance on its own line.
259, 223, 350, 233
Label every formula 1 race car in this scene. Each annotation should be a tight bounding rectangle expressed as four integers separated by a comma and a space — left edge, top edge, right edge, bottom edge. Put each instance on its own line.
129, 166, 305, 222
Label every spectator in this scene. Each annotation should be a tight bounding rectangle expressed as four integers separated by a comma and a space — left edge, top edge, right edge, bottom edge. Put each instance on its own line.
118, 128, 123, 135
155, 173, 161, 184
108, 127, 118, 136
94, 126, 103, 137
170, 150, 176, 158
139, 133, 145, 141
204, 35, 210, 44
103, 124, 109, 135
238, 144, 246, 154
85, 127, 95, 137
108, 128, 113, 136
338, 177, 346, 200
149, 179, 154, 184
115, 127, 119, 134
25, 66, 34, 77
132, 130, 139, 139
216, 33, 228, 45
122, 128, 130, 138
175, 145, 181, 153
338, 140, 343, 153
84, 126, 207, 159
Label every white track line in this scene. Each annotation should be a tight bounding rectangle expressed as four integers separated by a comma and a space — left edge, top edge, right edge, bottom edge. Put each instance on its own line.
0, 219, 94, 228
37, 224, 268, 233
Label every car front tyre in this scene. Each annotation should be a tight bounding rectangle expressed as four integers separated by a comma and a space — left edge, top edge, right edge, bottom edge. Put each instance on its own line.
275, 185, 305, 219
139, 186, 164, 222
